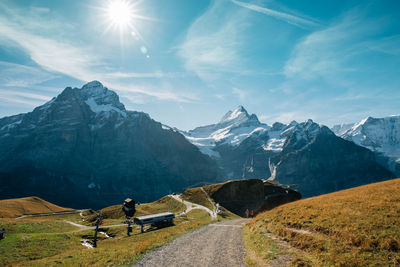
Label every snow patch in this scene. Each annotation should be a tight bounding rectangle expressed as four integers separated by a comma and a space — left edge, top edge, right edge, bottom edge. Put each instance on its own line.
85, 98, 126, 117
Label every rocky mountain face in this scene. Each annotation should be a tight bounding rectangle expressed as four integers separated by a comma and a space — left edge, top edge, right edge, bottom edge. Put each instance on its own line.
183, 107, 395, 197
0, 81, 223, 209
332, 116, 400, 176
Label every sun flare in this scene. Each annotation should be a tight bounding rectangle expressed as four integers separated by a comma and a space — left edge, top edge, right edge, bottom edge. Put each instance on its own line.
107, 0, 133, 28
100, 0, 154, 49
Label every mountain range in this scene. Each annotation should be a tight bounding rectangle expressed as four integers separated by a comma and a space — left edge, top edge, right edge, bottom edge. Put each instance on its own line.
0, 81, 397, 207
0, 81, 223, 208
182, 107, 395, 197
332, 116, 400, 176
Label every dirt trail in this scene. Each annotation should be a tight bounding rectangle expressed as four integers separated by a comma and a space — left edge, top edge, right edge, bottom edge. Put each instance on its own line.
170, 194, 217, 220
133, 219, 248, 267
15, 210, 82, 219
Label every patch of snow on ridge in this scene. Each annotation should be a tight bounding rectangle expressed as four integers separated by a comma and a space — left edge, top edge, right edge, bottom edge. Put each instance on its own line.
219, 106, 247, 123
85, 98, 126, 117
185, 135, 220, 158
162, 124, 171, 130
263, 130, 285, 151
331, 123, 354, 136
0, 120, 22, 131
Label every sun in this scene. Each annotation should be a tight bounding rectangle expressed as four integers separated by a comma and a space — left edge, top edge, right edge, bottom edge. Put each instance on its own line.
99, 0, 154, 48
106, 0, 133, 30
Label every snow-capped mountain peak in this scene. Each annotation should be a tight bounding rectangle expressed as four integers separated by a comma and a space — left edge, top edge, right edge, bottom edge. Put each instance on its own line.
79, 81, 126, 115
183, 106, 267, 157
219, 105, 249, 123
337, 115, 400, 162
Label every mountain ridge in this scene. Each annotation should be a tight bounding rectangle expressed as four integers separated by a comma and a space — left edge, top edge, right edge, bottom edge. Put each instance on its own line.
0, 81, 223, 209
182, 106, 395, 197
332, 115, 400, 176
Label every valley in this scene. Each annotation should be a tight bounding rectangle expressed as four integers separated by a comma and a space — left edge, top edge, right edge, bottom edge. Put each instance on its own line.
1, 179, 399, 266
1, 81, 397, 209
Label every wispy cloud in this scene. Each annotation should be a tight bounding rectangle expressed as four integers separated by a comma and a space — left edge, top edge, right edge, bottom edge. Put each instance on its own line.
0, 20, 100, 82
232, 87, 248, 102
104, 71, 183, 79
0, 61, 58, 87
109, 81, 199, 104
231, 0, 320, 29
0, 88, 51, 106
0, 2, 192, 103
284, 8, 399, 80
178, 1, 249, 81
363, 34, 400, 56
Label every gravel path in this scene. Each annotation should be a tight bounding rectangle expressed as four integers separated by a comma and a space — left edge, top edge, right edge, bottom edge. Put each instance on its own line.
170, 194, 217, 220
133, 219, 248, 267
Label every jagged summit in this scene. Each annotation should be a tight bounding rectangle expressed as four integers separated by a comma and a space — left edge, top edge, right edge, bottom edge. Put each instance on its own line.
183, 106, 267, 157
81, 80, 103, 89
79, 81, 125, 112
336, 115, 400, 164
219, 105, 260, 126
219, 105, 248, 122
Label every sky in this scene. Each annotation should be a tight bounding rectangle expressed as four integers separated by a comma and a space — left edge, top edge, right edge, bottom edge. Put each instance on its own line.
0, 0, 399, 130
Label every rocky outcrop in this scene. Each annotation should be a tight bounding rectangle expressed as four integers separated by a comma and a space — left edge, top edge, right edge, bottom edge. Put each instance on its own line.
205, 179, 301, 216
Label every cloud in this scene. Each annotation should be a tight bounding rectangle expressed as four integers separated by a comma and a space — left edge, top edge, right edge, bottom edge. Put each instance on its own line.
178, 1, 249, 80
232, 87, 248, 102
0, 88, 51, 106
104, 71, 183, 79
0, 2, 192, 103
109, 81, 199, 104
363, 34, 400, 56
0, 21, 99, 82
0, 61, 58, 87
231, 0, 320, 29
284, 8, 399, 80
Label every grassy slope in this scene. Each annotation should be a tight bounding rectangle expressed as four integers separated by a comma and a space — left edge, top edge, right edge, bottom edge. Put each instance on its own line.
181, 187, 215, 211
0, 195, 237, 266
0, 196, 73, 218
244, 178, 400, 266
181, 184, 240, 221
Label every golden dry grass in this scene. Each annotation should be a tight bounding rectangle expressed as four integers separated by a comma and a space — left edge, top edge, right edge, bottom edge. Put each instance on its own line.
0, 196, 73, 218
0, 198, 211, 266
202, 181, 228, 197
245, 178, 400, 266
181, 187, 215, 211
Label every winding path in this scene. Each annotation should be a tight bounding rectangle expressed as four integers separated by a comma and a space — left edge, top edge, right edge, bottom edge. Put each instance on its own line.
169, 194, 217, 220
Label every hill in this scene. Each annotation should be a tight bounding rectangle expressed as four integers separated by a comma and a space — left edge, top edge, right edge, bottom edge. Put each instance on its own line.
0, 196, 73, 218
182, 179, 301, 217
244, 178, 400, 266
0, 191, 236, 265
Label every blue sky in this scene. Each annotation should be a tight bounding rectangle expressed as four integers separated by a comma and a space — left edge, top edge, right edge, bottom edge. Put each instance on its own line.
0, 0, 399, 130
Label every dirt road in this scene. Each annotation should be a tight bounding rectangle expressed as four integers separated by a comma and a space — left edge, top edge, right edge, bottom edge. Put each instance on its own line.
133, 219, 248, 267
